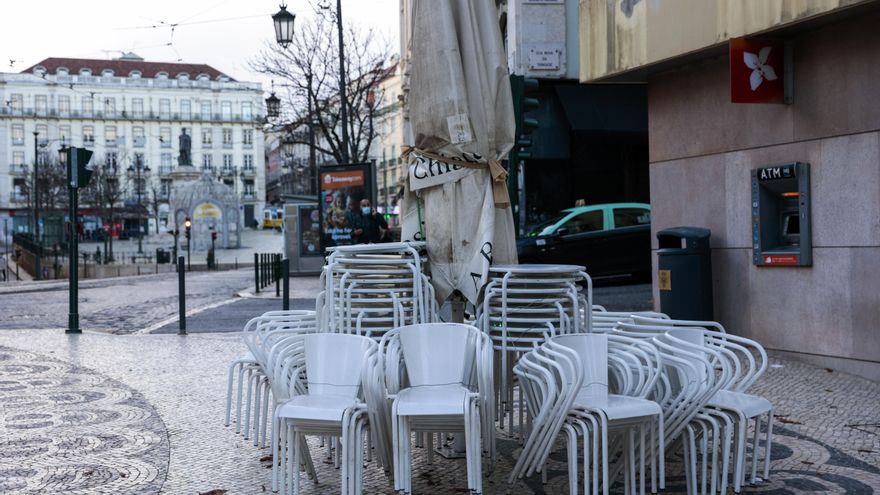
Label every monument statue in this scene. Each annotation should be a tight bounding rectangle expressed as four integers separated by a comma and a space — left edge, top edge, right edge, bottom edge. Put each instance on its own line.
178, 128, 192, 166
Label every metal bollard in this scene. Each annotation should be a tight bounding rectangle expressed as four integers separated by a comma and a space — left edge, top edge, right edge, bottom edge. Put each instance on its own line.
178, 256, 186, 335
282, 258, 290, 310
254, 253, 260, 293
275, 254, 281, 297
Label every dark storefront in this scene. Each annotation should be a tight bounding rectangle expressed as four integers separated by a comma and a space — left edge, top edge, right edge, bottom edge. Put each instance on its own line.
519, 82, 649, 231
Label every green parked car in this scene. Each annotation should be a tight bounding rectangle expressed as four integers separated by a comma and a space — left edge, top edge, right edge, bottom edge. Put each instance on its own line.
516, 203, 652, 279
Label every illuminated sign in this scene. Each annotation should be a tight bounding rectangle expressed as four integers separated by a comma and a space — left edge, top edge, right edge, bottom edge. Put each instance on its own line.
730, 38, 785, 104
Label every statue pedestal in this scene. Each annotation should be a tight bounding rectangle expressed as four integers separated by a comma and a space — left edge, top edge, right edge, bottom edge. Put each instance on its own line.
169, 165, 202, 182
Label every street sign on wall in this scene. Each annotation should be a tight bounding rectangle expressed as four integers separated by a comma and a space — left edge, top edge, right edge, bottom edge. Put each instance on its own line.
730, 38, 785, 104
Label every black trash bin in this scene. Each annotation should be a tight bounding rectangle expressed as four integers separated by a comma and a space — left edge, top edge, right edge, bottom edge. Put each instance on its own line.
656, 227, 713, 320
156, 248, 170, 264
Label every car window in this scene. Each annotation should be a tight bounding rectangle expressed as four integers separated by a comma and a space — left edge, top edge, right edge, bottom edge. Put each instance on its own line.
564, 210, 604, 234
613, 208, 650, 228
532, 212, 570, 236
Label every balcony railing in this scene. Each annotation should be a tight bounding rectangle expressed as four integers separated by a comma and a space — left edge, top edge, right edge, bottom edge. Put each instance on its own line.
158, 166, 173, 176
241, 167, 255, 177
9, 164, 28, 175
12, 193, 28, 203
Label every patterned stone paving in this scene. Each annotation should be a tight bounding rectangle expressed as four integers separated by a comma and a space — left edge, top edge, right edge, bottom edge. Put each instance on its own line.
0, 330, 877, 494
0, 346, 168, 494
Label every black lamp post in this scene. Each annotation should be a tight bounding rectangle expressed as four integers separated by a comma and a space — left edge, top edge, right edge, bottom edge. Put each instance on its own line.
273, 1, 349, 164
32, 131, 42, 280
127, 156, 151, 254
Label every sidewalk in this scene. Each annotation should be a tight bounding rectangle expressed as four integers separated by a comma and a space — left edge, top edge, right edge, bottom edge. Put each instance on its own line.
0, 328, 877, 494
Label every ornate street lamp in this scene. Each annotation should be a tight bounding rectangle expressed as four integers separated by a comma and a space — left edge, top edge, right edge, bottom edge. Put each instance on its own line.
272, 0, 349, 164
265, 91, 281, 119
272, 4, 296, 49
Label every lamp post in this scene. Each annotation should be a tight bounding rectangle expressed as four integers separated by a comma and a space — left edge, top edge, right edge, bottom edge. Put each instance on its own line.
273, 1, 349, 164
33, 131, 41, 280
127, 155, 150, 254
104, 172, 118, 263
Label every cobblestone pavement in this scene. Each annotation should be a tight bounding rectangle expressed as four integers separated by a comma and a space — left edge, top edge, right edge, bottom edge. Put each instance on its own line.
0, 269, 274, 335
0, 329, 877, 494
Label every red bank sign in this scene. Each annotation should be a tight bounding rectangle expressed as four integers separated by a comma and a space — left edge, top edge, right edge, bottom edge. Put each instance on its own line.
730, 38, 784, 104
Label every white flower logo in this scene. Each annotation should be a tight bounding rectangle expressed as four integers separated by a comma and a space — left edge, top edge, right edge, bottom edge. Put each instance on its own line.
744, 46, 778, 91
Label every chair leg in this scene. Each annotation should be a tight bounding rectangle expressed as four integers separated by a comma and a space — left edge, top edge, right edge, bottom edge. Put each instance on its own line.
260, 381, 271, 447
244, 369, 255, 439
235, 365, 247, 433
720, 416, 733, 495
563, 424, 578, 495
763, 411, 773, 481
639, 423, 646, 495
658, 415, 666, 490
293, 431, 301, 495
286, 425, 295, 495
734, 413, 747, 493
224, 361, 239, 426
751, 415, 761, 484
253, 378, 263, 446
272, 414, 281, 492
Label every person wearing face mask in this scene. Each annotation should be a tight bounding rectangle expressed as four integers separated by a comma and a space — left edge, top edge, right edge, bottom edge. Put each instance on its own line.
350, 198, 388, 244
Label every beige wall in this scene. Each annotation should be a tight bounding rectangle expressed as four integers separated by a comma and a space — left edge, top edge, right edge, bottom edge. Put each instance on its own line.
647, 13, 880, 379
579, 0, 873, 81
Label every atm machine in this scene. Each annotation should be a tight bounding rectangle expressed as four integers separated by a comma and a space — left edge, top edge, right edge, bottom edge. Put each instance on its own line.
751, 162, 812, 266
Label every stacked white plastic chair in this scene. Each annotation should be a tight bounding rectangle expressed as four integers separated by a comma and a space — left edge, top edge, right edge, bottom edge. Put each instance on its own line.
590, 305, 669, 332
272, 333, 385, 495
380, 323, 494, 494
476, 264, 592, 432
224, 311, 319, 444
616, 317, 772, 494
511, 333, 664, 495
319, 242, 437, 339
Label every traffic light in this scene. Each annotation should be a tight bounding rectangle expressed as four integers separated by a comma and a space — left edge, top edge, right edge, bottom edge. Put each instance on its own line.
211, 231, 217, 241
510, 75, 541, 161
66, 147, 94, 188
184, 217, 192, 240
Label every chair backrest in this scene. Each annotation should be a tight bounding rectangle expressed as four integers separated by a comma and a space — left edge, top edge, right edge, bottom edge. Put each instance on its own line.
305, 333, 376, 397
552, 333, 608, 401
397, 323, 476, 387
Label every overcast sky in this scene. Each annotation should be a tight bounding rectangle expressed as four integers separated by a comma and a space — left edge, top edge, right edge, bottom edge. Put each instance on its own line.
0, 0, 400, 91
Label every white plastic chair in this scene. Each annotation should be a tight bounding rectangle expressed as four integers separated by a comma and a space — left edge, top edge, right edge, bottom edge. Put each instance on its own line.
273, 333, 380, 495
381, 323, 494, 494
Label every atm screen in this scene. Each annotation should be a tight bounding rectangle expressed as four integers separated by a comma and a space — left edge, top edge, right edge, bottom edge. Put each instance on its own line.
784, 213, 800, 235
782, 212, 800, 245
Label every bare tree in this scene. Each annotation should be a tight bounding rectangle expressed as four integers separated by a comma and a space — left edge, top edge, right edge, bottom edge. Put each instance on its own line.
81, 158, 126, 263
251, 17, 394, 164
20, 155, 68, 245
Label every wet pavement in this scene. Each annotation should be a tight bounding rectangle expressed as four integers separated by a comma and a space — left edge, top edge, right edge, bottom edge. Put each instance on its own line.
0, 273, 877, 493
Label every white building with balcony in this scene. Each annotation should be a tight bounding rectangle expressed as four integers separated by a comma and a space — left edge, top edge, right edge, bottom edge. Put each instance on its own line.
0, 53, 266, 241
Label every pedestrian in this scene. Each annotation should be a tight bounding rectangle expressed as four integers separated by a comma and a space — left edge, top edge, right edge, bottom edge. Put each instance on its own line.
350, 199, 388, 244
0, 254, 7, 281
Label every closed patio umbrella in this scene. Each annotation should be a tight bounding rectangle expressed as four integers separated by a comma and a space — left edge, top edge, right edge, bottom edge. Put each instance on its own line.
401, 0, 517, 306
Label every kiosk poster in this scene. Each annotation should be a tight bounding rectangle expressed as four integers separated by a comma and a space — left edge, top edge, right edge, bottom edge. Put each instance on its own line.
318, 164, 372, 249
298, 204, 322, 257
